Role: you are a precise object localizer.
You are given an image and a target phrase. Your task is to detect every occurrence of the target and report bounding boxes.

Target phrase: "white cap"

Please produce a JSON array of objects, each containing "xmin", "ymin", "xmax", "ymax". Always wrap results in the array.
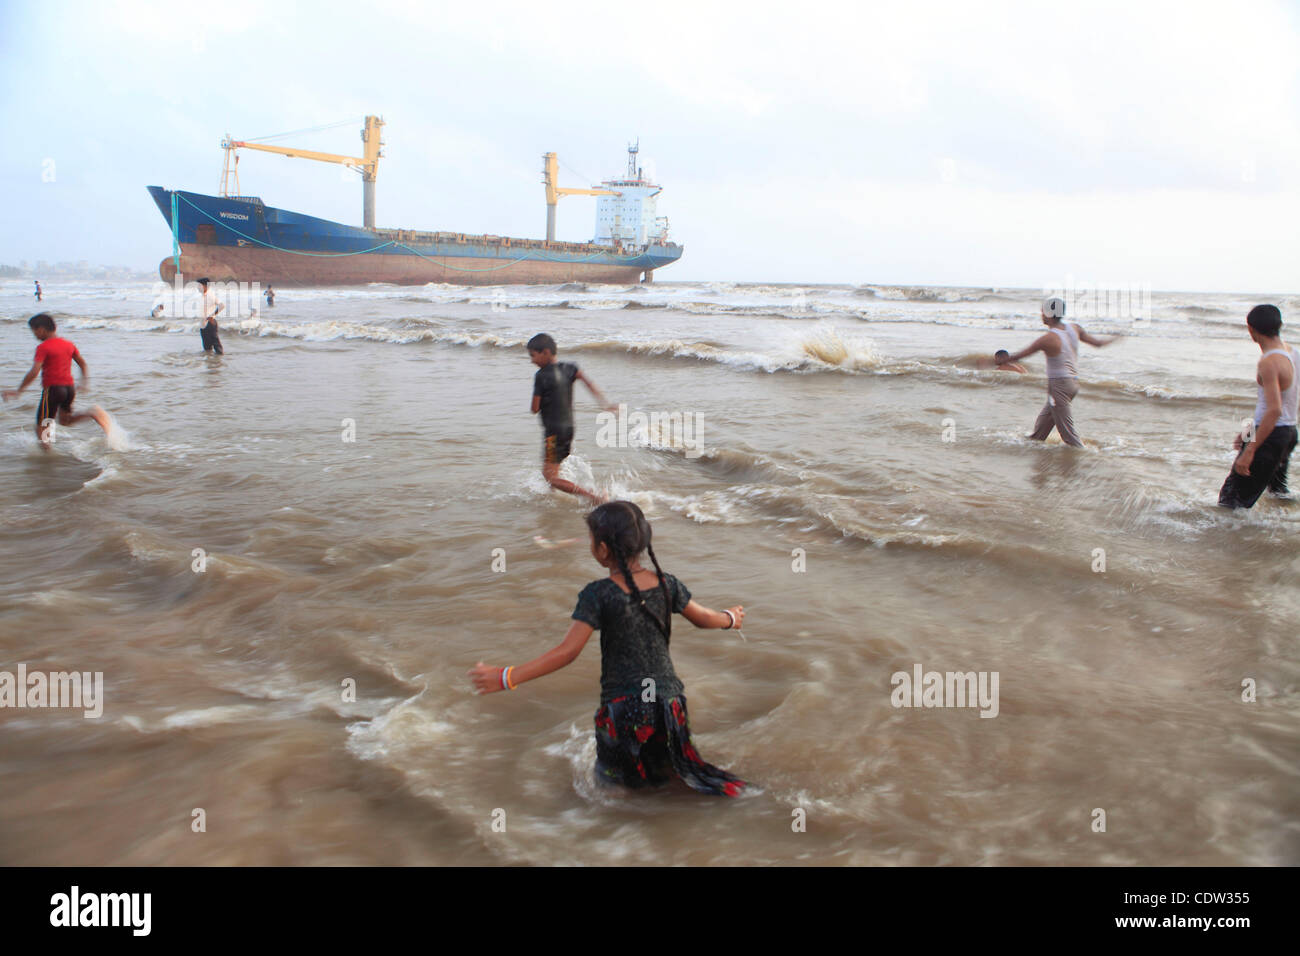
[{"xmin": 1043, "ymin": 296, "xmax": 1066, "ymax": 319}]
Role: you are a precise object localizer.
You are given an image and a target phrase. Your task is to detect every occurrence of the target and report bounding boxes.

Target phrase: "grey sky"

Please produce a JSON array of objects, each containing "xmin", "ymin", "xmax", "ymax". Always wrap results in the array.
[{"xmin": 2, "ymin": 0, "xmax": 1297, "ymax": 291}]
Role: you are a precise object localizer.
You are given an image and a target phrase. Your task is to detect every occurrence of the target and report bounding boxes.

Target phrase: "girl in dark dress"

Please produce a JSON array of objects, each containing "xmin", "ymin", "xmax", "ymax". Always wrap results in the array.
[{"xmin": 469, "ymin": 501, "xmax": 750, "ymax": 796}]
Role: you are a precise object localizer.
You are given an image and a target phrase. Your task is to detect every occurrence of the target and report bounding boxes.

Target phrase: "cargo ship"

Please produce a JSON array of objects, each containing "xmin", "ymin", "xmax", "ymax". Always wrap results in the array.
[{"xmin": 148, "ymin": 117, "xmax": 682, "ymax": 286}]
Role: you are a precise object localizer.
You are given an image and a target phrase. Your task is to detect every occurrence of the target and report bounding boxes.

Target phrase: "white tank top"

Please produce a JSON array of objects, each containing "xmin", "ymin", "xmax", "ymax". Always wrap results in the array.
[
  {"xmin": 1045, "ymin": 324, "xmax": 1078, "ymax": 379},
  {"xmin": 1254, "ymin": 345, "xmax": 1299, "ymax": 427}
]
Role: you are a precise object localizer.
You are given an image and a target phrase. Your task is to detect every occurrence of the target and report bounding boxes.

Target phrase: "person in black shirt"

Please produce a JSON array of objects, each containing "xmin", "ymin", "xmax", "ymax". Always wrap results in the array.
[
  {"xmin": 527, "ymin": 333, "xmax": 613, "ymax": 503},
  {"xmin": 469, "ymin": 500, "xmax": 750, "ymax": 796}
]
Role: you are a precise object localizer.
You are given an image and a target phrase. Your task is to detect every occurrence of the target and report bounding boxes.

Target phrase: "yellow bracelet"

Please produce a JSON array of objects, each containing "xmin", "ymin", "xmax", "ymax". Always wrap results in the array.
[{"xmin": 505, "ymin": 666, "xmax": 517, "ymax": 690}]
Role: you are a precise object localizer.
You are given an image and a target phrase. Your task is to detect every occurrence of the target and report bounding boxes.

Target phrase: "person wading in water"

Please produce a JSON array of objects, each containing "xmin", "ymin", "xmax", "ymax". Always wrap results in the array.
[
  {"xmin": 1219, "ymin": 304, "xmax": 1299, "ymax": 509},
  {"xmin": 996, "ymin": 296, "xmax": 1122, "ymax": 447}
]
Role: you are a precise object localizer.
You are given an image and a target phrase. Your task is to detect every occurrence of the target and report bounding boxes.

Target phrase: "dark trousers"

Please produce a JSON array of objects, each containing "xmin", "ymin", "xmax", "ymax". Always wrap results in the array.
[
  {"xmin": 200, "ymin": 322, "xmax": 224, "ymax": 355},
  {"xmin": 1219, "ymin": 425, "xmax": 1298, "ymax": 509}
]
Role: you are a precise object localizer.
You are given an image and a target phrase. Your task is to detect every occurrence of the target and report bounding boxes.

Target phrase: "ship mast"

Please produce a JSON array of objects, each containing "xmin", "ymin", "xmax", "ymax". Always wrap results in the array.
[{"xmin": 220, "ymin": 138, "xmax": 241, "ymax": 198}]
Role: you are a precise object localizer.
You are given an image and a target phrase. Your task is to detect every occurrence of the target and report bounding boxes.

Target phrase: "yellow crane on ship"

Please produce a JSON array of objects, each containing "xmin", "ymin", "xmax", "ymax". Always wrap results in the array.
[
  {"xmin": 219, "ymin": 116, "xmax": 385, "ymax": 228},
  {"xmin": 542, "ymin": 152, "xmax": 615, "ymax": 242},
  {"xmin": 216, "ymin": 117, "xmax": 612, "ymax": 242}
]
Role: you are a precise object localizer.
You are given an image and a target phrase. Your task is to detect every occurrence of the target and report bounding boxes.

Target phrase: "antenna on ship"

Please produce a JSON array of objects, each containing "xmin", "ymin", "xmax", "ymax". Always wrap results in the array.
[{"xmin": 627, "ymin": 139, "xmax": 639, "ymax": 180}]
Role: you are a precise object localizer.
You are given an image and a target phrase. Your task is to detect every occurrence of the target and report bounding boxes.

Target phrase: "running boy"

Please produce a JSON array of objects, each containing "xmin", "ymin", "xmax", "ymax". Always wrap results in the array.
[
  {"xmin": 996, "ymin": 296, "xmax": 1121, "ymax": 446},
  {"xmin": 469, "ymin": 500, "xmax": 750, "ymax": 796},
  {"xmin": 3, "ymin": 313, "xmax": 112, "ymax": 448},
  {"xmin": 1219, "ymin": 304, "xmax": 1298, "ymax": 509},
  {"xmin": 527, "ymin": 333, "xmax": 613, "ymax": 503}
]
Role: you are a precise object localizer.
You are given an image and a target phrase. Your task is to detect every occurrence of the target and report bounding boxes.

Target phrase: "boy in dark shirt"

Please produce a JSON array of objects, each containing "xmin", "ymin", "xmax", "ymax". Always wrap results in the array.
[
  {"xmin": 3, "ymin": 313, "xmax": 113, "ymax": 449},
  {"xmin": 527, "ymin": 333, "xmax": 613, "ymax": 503}
]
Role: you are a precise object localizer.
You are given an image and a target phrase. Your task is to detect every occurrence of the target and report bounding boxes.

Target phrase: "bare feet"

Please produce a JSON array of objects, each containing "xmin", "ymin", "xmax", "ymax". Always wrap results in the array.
[
  {"xmin": 89, "ymin": 406, "xmax": 112, "ymax": 436},
  {"xmin": 63, "ymin": 406, "xmax": 112, "ymax": 437},
  {"xmin": 546, "ymin": 475, "xmax": 604, "ymax": 503},
  {"xmin": 542, "ymin": 462, "xmax": 604, "ymax": 503}
]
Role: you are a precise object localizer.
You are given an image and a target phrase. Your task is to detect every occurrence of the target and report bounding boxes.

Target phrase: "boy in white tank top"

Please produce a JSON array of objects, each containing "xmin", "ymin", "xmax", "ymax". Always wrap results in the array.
[
  {"xmin": 995, "ymin": 297, "xmax": 1122, "ymax": 447},
  {"xmin": 1219, "ymin": 304, "xmax": 1299, "ymax": 509}
]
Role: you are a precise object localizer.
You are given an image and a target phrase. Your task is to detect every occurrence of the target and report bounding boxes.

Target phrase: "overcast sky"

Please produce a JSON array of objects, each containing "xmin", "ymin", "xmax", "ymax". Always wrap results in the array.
[{"xmin": 2, "ymin": 0, "xmax": 1297, "ymax": 291}]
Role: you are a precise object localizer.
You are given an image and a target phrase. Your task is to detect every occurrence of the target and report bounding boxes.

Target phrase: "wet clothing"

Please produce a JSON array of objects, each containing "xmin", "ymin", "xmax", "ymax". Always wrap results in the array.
[
  {"xmin": 200, "ymin": 289, "xmax": 223, "ymax": 353},
  {"xmin": 572, "ymin": 573, "xmax": 690, "ymax": 704},
  {"xmin": 534, "ymin": 361, "xmax": 579, "ymax": 433},
  {"xmin": 594, "ymin": 694, "xmax": 749, "ymax": 796},
  {"xmin": 37, "ymin": 385, "xmax": 74, "ymax": 429},
  {"xmin": 544, "ymin": 427, "xmax": 574, "ymax": 465},
  {"xmin": 1030, "ymin": 376, "xmax": 1082, "ymax": 447},
  {"xmin": 1219, "ymin": 426, "xmax": 1298, "ymax": 509},
  {"xmin": 200, "ymin": 320, "xmax": 223, "ymax": 354},
  {"xmin": 1220, "ymin": 347, "xmax": 1300, "ymax": 508},
  {"xmin": 572, "ymin": 572, "xmax": 749, "ymax": 796},
  {"xmin": 1044, "ymin": 323, "xmax": 1079, "ymax": 379},
  {"xmin": 34, "ymin": 337, "xmax": 79, "ymax": 387},
  {"xmin": 1029, "ymin": 324, "xmax": 1084, "ymax": 446},
  {"xmin": 1254, "ymin": 346, "xmax": 1299, "ymax": 426}
]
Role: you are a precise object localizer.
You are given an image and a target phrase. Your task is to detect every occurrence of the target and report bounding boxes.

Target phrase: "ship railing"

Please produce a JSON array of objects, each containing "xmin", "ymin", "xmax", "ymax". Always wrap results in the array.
[{"xmin": 369, "ymin": 226, "xmax": 640, "ymax": 256}]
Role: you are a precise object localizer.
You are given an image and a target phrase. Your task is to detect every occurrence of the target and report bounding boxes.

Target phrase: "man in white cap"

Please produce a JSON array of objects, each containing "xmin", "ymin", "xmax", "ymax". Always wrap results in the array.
[{"xmin": 995, "ymin": 296, "xmax": 1121, "ymax": 447}]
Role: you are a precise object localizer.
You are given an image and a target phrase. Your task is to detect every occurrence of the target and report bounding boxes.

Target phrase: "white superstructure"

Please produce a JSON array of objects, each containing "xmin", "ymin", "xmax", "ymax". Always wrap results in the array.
[{"xmin": 594, "ymin": 142, "xmax": 670, "ymax": 250}]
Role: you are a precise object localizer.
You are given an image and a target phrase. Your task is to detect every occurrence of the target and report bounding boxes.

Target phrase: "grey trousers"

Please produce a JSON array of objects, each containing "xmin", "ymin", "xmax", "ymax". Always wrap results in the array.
[{"xmin": 1030, "ymin": 377, "xmax": 1082, "ymax": 447}]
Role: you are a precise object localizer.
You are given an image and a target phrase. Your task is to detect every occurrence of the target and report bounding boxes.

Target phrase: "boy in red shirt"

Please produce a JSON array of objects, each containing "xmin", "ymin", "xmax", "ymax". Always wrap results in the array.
[{"xmin": 3, "ymin": 313, "xmax": 112, "ymax": 449}]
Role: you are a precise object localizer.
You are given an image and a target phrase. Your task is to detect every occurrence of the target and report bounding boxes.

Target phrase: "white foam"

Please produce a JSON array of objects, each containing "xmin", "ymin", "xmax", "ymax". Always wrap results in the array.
[{"xmin": 103, "ymin": 415, "xmax": 131, "ymax": 451}]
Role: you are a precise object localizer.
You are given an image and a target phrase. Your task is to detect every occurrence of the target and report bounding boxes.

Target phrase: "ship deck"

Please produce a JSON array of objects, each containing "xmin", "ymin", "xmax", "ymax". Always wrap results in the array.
[{"xmin": 369, "ymin": 226, "xmax": 676, "ymax": 257}]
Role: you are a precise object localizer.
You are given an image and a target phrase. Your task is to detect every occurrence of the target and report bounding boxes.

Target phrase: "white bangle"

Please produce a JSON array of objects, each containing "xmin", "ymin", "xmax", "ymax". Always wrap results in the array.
[
  {"xmin": 722, "ymin": 609, "xmax": 735, "ymax": 629},
  {"xmin": 500, "ymin": 667, "xmax": 510, "ymax": 690}
]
